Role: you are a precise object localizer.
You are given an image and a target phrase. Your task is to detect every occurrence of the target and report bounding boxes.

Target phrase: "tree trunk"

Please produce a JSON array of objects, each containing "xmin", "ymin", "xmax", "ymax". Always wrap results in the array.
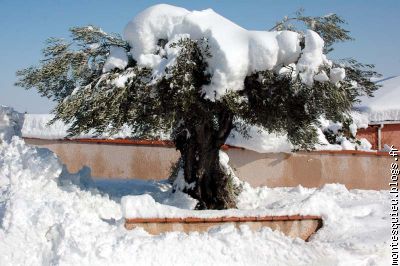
[{"xmin": 173, "ymin": 111, "xmax": 238, "ymax": 210}]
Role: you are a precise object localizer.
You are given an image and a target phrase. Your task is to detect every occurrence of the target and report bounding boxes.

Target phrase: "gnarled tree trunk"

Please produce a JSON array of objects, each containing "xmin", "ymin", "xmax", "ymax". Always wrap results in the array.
[{"xmin": 173, "ymin": 111, "xmax": 238, "ymax": 210}]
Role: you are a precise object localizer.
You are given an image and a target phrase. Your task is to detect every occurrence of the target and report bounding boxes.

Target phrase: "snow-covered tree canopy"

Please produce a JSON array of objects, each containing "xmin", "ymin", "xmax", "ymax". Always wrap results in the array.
[
  {"xmin": 16, "ymin": 4, "xmax": 381, "ymax": 209},
  {"xmin": 16, "ymin": 4, "xmax": 378, "ymax": 149},
  {"xmin": 123, "ymin": 4, "xmax": 345, "ymax": 100}
]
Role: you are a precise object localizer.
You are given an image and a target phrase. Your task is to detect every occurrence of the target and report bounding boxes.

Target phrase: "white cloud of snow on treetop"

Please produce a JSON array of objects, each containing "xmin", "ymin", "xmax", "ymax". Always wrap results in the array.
[
  {"xmin": 103, "ymin": 46, "xmax": 129, "ymax": 73},
  {"xmin": 297, "ymin": 30, "xmax": 332, "ymax": 86},
  {"xmin": 122, "ymin": 4, "xmax": 335, "ymax": 101}
]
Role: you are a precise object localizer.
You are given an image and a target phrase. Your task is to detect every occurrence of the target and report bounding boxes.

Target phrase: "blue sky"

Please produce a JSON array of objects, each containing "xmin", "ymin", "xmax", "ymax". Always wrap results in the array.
[{"xmin": 1, "ymin": 0, "xmax": 399, "ymax": 113}]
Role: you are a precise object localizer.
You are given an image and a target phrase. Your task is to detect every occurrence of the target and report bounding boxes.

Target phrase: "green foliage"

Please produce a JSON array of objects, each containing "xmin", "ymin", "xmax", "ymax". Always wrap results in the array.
[
  {"xmin": 45, "ymin": 36, "xmax": 215, "ymax": 139},
  {"xmin": 52, "ymin": 66, "xmax": 154, "ymax": 137},
  {"xmin": 238, "ymin": 68, "xmax": 353, "ymax": 150},
  {"xmin": 270, "ymin": 9, "xmax": 381, "ymax": 94},
  {"xmin": 322, "ymin": 117, "xmax": 361, "ymax": 148},
  {"xmin": 338, "ymin": 58, "xmax": 381, "ymax": 99},
  {"xmin": 16, "ymin": 26, "xmax": 130, "ymax": 102},
  {"xmin": 265, "ymin": 9, "xmax": 380, "ymax": 148},
  {"xmin": 270, "ymin": 8, "xmax": 352, "ymax": 53}
]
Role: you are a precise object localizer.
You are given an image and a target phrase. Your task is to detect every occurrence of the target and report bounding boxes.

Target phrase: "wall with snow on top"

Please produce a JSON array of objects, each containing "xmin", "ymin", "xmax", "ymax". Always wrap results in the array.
[{"xmin": 24, "ymin": 137, "xmax": 390, "ymax": 190}]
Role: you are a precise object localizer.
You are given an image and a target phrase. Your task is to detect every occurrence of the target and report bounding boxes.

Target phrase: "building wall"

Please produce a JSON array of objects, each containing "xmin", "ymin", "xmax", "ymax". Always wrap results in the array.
[
  {"xmin": 382, "ymin": 124, "xmax": 400, "ymax": 149},
  {"xmin": 24, "ymin": 138, "xmax": 391, "ymax": 190},
  {"xmin": 357, "ymin": 123, "xmax": 400, "ymax": 150},
  {"xmin": 357, "ymin": 126, "xmax": 379, "ymax": 149}
]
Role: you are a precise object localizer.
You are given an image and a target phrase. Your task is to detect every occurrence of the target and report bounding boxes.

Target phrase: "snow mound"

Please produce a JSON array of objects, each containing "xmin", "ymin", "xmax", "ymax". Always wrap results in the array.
[
  {"xmin": 296, "ymin": 30, "xmax": 331, "ymax": 86},
  {"xmin": 356, "ymin": 75, "xmax": 400, "ymax": 122},
  {"xmin": 0, "ymin": 129, "xmax": 122, "ymax": 265},
  {"xmin": 122, "ymin": 4, "xmax": 334, "ymax": 100},
  {"xmin": 103, "ymin": 46, "xmax": 129, "ymax": 73},
  {"xmin": 329, "ymin": 67, "xmax": 346, "ymax": 84},
  {"xmin": 0, "ymin": 105, "xmax": 23, "ymax": 142}
]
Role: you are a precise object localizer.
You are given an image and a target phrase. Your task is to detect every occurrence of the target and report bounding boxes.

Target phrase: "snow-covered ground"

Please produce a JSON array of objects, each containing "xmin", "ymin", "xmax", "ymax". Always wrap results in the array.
[{"xmin": 0, "ymin": 106, "xmax": 391, "ymax": 265}]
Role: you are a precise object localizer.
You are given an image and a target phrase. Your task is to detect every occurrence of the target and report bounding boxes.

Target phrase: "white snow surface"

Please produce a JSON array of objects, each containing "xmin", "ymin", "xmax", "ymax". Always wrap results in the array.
[
  {"xmin": 0, "ymin": 106, "xmax": 391, "ymax": 265},
  {"xmin": 329, "ymin": 67, "xmax": 346, "ymax": 84},
  {"xmin": 296, "ymin": 30, "xmax": 331, "ymax": 86},
  {"xmin": 315, "ymin": 113, "xmax": 371, "ymax": 151},
  {"xmin": 122, "ymin": 4, "xmax": 336, "ymax": 100},
  {"xmin": 102, "ymin": 46, "xmax": 129, "ymax": 73},
  {"xmin": 22, "ymin": 114, "xmax": 80, "ymax": 139},
  {"xmin": 21, "ymin": 114, "xmax": 169, "ymax": 140},
  {"xmin": 0, "ymin": 105, "xmax": 23, "ymax": 142},
  {"xmin": 356, "ymin": 75, "xmax": 400, "ymax": 122},
  {"xmin": 226, "ymin": 124, "xmax": 292, "ymax": 153}
]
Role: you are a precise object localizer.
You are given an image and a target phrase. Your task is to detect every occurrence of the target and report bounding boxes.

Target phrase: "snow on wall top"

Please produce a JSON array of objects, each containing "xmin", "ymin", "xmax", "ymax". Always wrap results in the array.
[
  {"xmin": 21, "ymin": 114, "xmax": 90, "ymax": 139},
  {"xmin": 122, "ymin": 4, "xmax": 332, "ymax": 100},
  {"xmin": 21, "ymin": 114, "xmax": 158, "ymax": 140},
  {"xmin": 21, "ymin": 112, "xmax": 371, "ymax": 152},
  {"xmin": 356, "ymin": 75, "xmax": 400, "ymax": 122},
  {"xmin": 21, "ymin": 113, "xmax": 292, "ymax": 152}
]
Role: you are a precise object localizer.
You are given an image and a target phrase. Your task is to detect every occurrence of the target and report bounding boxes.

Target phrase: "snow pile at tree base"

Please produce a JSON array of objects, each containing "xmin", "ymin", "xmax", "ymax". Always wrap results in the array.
[{"xmin": 0, "ymin": 106, "xmax": 390, "ymax": 265}]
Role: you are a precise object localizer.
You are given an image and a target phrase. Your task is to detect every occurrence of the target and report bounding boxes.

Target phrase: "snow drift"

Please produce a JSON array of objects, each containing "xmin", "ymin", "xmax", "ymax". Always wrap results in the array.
[
  {"xmin": 0, "ymin": 105, "xmax": 391, "ymax": 265},
  {"xmin": 0, "ymin": 105, "xmax": 23, "ymax": 142}
]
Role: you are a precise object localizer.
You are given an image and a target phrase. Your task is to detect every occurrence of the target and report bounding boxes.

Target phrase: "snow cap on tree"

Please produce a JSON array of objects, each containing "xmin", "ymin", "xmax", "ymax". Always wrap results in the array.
[{"xmin": 120, "ymin": 4, "xmax": 340, "ymax": 101}]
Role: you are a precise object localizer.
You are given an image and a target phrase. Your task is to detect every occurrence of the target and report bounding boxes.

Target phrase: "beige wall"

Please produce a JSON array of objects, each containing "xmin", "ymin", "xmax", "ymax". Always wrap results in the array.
[
  {"xmin": 26, "ymin": 138, "xmax": 179, "ymax": 179},
  {"xmin": 228, "ymin": 149, "xmax": 389, "ymax": 189},
  {"xmin": 25, "ymin": 138, "xmax": 391, "ymax": 190},
  {"xmin": 125, "ymin": 218, "xmax": 322, "ymax": 241}
]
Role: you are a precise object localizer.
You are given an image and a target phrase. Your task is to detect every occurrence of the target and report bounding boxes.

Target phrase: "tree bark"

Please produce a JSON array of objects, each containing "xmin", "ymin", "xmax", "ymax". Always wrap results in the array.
[{"xmin": 173, "ymin": 111, "xmax": 237, "ymax": 210}]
